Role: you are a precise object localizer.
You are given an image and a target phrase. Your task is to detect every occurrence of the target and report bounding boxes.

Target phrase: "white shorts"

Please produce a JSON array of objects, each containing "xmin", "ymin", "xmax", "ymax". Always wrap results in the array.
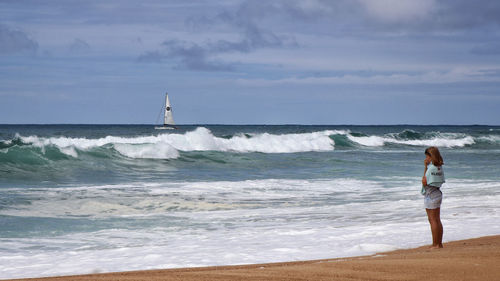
[{"xmin": 424, "ymin": 186, "xmax": 442, "ymax": 209}]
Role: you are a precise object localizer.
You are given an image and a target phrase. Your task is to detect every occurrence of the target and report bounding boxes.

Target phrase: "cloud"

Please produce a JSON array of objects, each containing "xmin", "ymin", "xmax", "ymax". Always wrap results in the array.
[
  {"xmin": 353, "ymin": 0, "xmax": 500, "ymax": 32},
  {"xmin": 69, "ymin": 38, "xmax": 91, "ymax": 53},
  {"xmin": 138, "ymin": 2, "xmax": 296, "ymax": 71},
  {"xmin": 260, "ymin": 0, "xmax": 500, "ymax": 34},
  {"xmin": 176, "ymin": 0, "xmax": 500, "ymax": 67},
  {"xmin": 234, "ymin": 67, "xmax": 500, "ymax": 86},
  {"xmin": 439, "ymin": 0, "xmax": 500, "ymax": 29},
  {"xmin": 136, "ymin": 51, "xmax": 164, "ymax": 63},
  {"xmin": 162, "ymin": 40, "xmax": 235, "ymax": 71},
  {"xmin": 470, "ymin": 43, "xmax": 500, "ymax": 55},
  {"xmin": 137, "ymin": 28, "xmax": 290, "ymax": 71},
  {"xmin": 0, "ymin": 24, "xmax": 38, "ymax": 54},
  {"xmin": 137, "ymin": 41, "xmax": 234, "ymax": 71},
  {"xmin": 357, "ymin": 0, "xmax": 436, "ymax": 23}
]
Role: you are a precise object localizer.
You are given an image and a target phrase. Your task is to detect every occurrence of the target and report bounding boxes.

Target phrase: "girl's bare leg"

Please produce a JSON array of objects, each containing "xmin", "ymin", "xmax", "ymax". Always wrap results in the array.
[{"xmin": 426, "ymin": 208, "xmax": 443, "ymax": 248}]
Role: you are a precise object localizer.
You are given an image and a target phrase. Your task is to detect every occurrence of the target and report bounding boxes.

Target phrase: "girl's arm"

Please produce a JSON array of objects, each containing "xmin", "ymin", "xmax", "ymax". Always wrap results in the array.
[{"xmin": 422, "ymin": 161, "xmax": 428, "ymax": 186}]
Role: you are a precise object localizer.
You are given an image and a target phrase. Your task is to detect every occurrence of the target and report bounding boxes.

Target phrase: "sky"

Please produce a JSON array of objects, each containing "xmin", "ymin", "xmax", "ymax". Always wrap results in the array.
[{"xmin": 1, "ymin": 0, "xmax": 499, "ymax": 125}]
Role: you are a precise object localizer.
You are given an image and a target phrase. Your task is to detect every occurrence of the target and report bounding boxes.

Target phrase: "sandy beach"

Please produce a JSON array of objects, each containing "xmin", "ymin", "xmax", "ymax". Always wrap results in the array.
[{"xmin": 7, "ymin": 235, "xmax": 499, "ymax": 281}]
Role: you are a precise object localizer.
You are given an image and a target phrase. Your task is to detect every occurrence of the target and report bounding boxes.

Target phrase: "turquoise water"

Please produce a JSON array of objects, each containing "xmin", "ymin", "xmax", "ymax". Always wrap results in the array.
[{"xmin": 0, "ymin": 125, "xmax": 499, "ymax": 278}]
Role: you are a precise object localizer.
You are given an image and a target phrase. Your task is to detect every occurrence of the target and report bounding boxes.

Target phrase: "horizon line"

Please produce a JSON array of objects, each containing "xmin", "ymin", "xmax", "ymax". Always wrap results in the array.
[{"xmin": 0, "ymin": 123, "xmax": 498, "ymax": 126}]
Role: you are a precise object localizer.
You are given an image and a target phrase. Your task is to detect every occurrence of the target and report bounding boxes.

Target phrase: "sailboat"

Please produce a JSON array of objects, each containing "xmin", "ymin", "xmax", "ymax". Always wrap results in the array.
[{"xmin": 155, "ymin": 93, "xmax": 178, "ymax": 130}]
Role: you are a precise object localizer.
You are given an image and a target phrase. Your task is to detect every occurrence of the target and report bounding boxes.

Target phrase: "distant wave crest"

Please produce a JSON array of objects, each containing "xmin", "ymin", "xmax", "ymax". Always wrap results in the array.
[
  {"xmin": 4, "ymin": 127, "xmax": 337, "ymax": 160},
  {"xmin": 347, "ymin": 131, "xmax": 476, "ymax": 148},
  {"xmin": 0, "ymin": 127, "xmax": 498, "ymax": 163}
]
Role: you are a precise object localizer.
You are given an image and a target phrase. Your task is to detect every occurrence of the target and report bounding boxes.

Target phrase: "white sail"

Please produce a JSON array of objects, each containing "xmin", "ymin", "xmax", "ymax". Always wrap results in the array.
[
  {"xmin": 155, "ymin": 92, "xmax": 177, "ymax": 130},
  {"xmin": 164, "ymin": 94, "xmax": 175, "ymax": 126}
]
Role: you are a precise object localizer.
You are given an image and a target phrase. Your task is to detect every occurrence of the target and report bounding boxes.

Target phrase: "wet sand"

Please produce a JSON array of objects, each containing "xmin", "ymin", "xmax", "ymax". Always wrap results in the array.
[{"xmin": 8, "ymin": 235, "xmax": 500, "ymax": 281}]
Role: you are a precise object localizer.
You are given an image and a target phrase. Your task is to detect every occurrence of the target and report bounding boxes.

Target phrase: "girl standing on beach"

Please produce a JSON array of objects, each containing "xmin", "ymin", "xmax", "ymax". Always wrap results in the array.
[{"xmin": 422, "ymin": 146, "xmax": 445, "ymax": 249}]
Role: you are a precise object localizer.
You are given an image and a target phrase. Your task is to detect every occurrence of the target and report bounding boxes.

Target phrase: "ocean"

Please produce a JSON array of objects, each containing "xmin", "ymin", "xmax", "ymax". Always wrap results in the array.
[{"xmin": 1, "ymin": 125, "xmax": 499, "ymax": 279}]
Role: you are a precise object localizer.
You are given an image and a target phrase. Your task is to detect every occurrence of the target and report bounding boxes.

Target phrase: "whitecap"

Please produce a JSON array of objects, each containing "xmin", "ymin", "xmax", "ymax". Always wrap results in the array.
[
  {"xmin": 18, "ymin": 127, "xmax": 338, "ymax": 158},
  {"xmin": 348, "ymin": 134, "xmax": 475, "ymax": 148}
]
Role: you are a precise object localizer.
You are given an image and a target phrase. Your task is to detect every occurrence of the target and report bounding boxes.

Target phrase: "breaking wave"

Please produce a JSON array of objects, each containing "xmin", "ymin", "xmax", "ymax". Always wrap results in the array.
[
  {"xmin": 347, "ymin": 130, "xmax": 476, "ymax": 148},
  {"xmin": 0, "ymin": 127, "xmax": 497, "ymax": 165},
  {"xmin": 0, "ymin": 127, "xmax": 337, "ymax": 160}
]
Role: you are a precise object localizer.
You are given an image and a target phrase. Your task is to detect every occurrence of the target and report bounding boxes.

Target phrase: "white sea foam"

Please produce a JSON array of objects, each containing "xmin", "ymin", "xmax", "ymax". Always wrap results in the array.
[
  {"xmin": 0, "ymin": 176, "xmax": 500, "ymax": 278},
  {"xmin": 20, "ymin": 127, "xmax": 337, "ymax": 159},
  {"xmin": 17, "ymin": 128, "xmax": 491, "ymax": 159},
  {"xmin": 347, "ymin": 134, "xmax": 475, "ymax": 147},
  {"xmin": 478, "ymin": 135, "xmax": 500, "ymax": 143},
  {"xmin": 0, "ymin": 179, "xmax": 387, "ymax": 218},
  {"xmin": 0, "ymin": 178, "xmax": 499, "ymax": 279},
  {"xmin": 113, "ymin": 142, "xmax": 180, "ymax": 159}
]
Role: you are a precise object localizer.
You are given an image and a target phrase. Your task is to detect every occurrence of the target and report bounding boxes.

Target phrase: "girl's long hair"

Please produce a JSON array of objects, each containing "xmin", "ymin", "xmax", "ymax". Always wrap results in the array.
[{"xmin": 425, "ymin": 146, "xmax": 444, "ymax": 166}]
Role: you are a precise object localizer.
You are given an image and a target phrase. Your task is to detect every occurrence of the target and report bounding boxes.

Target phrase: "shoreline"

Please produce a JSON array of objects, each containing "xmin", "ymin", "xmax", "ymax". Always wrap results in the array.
[{"xmin": 6, "ymin": 235, "xmax": 500, "ymax": 281}]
